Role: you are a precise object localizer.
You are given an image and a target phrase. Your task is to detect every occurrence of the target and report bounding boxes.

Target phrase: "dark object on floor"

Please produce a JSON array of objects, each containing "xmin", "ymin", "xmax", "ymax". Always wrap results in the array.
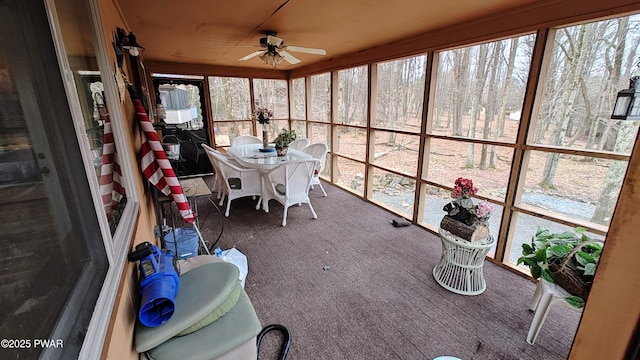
[
  {"xmin": 390, "ymin": 218, "xmax": 411, "ymax": 227},
  {"xmin": 257, "ymin": 324, "xmax": 291, "ymax": 360}
]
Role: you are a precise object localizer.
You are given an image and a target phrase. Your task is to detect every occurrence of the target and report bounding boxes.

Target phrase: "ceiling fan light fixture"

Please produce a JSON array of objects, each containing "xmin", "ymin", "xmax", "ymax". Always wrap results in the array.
[
  {"xmin": 260, "ymin": 50, "xmax": 283, "ymax": 68},
  {"xmin": 238, "ymin": 32, "xmax": 325, "ymax": 67}
]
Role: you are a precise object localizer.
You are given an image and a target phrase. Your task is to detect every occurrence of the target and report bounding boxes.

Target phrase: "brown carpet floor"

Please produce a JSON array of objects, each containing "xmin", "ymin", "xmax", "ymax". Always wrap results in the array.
[{"xmin": 193, "ymin": 176, "xmax": 580, "ymax": 360}]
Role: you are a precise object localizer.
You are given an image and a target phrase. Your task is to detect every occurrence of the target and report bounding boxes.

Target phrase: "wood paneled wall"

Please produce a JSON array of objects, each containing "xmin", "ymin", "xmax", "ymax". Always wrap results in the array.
[{"xmin": 96, "ymin": 1, "xmax": 159, "ymax": 359}]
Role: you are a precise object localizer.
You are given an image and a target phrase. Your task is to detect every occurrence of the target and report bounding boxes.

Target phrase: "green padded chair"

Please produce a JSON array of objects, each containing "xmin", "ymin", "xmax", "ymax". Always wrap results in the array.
[{"xmin": 136, "ymin": 261, "xmax": 262, "ymax": 360}]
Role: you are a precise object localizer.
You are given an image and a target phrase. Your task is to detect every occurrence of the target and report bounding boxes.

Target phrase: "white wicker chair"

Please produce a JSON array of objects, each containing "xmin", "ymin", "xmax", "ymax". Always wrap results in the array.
[
  {"xmin": 288, "ymin": 138, "xmax": 310, "ymax": 151},
  {"xmin": 203, "ymin": 146, "xmax": 262, "ymax": 217},
  {"xmin": 202, "ymin": 144, "xmax": 240, "ymax": 197},
  {"xmin": 231, "ymin": 135, "xmax": 262, "ymax": 147},
  {"xmin": 261, "ymin": 159, "xmax": 320, "ymax": 226},
  {"xmin": 301, "ymin": 143, "xmax": 329, "ymax": 197}
]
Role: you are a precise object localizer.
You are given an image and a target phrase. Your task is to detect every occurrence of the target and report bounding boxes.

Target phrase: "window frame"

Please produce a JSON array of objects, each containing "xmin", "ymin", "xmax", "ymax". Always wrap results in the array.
[{"xmin": 45, "ymin": 0, "xmax": 140, "ymax": 358}]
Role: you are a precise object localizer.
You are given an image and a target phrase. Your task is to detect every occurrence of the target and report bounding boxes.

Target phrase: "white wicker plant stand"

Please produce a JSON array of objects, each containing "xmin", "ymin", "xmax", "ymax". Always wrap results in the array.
[{"xmin": 432, "ymin": 227, "xmax": 495, "ymax": 295}]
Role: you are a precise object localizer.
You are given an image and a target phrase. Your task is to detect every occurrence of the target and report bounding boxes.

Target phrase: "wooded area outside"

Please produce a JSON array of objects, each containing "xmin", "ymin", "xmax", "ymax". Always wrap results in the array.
[
  {"xmin": 200, "ymin": 13, "xmax": 639, "ymax": 272},
  {"xmin": 291, "ymin": 78, "xmax": 306, "ymax": 120},
  {"xmin": 253, "ymin": 79, "xmax": 288, "ymax": 119}
]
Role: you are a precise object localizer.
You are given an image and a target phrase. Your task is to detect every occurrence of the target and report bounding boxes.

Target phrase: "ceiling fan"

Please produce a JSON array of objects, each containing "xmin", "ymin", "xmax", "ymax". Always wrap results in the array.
[{"xmin": 239, "ymin": 31, "xmax": 326, "ymax": 67}]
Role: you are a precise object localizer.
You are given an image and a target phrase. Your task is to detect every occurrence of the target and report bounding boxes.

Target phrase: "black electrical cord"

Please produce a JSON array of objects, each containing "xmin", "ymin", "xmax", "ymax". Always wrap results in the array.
[
  {"xmin": 204, "ymin": 197, "xmax": 225, "ymax": 253},
  {"xmin": 256, "ymin": 324, "xmax": 291, "ymax": 360}
]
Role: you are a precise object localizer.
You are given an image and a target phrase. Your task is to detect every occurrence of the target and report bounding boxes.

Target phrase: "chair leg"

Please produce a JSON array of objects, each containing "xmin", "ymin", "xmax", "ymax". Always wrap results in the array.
[
  {"xmin": 308, "ymin": 201, "xmax": 318, "ymax": 219},
  {"xmin": 255, "ymin": 196, "xmax": 262, "ymax": 210},
  {"xmin": 219, "ymin": 193, "xmax": 226, "ymax": 206},
  {"xmin": 318, "ymin": 182, "xmax": 327, "ymax": 197},
  {"xmin": 527, "ymin": 292, "xmax": 553, "ymax": 345},
  {"xmin": 282, "ymin": 206, "xmax": 288, "ymax": 226},
  {"xmin": 225, "ymin": 199, "xmax": 231, "ymax": 217},
  {"xmin": 215, "ymin": 179, "xmax": 223, "ymax": 199},
  {"xmin": 210, "ymin": 178, "xmax": 217, "ymax": 194}
]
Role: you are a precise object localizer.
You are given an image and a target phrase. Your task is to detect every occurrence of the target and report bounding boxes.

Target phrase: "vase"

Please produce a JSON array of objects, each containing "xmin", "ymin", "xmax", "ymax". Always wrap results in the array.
[
  {"xmin": 262, "ymin": 126, "xmax": 269, "ymax": 149},
  {"xmin": 276, "ymin": 146, "xmax": 288, "ymax": 156}
]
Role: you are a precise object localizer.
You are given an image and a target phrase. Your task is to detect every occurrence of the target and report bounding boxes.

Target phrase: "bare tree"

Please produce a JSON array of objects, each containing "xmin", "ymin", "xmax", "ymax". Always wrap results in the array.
[
  {"xmin": 564, "ymin": 21, "xmax": 609, "ymax": 149},
  {"xmin": 496, "ymin": 37, "xmax": 519, "ymax": 138},
  {"xmin": 597, "ymin": 24, "xmax": 640, "ymax": 151},
  {"xmin": 480, "ymin": 41, "xmax": 502, "ymax": 169},
  {"xmin": 311, "ymin": 73, "xmax": 331, "ymax": 123},
  {"xmin": 338, "ymin": 67, "xmax": 367, "ymax": 125},
  {"xmin": 463, "ymin": 45, "xmax": 490, "ymax": 168},
  {"xmin": 434, "ymin": 52, "xmax": 455, "ymax": 129},
  {"xmin": 591, "ymin": 17, "xmax": 637, "ymax": 225},
  {"xmin": 452, "ymin": 49, "xmax": 471, "ymax": 136},
  {"xmin": 541, "ymin": 25, "xmax": 592, "ymax": 188}
]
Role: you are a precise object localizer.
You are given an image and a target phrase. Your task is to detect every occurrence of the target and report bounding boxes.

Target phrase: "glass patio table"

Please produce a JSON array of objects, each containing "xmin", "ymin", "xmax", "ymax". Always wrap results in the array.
[{"xmin": 226, "ymin": 143, "xmax": 312, "ymax": 171}]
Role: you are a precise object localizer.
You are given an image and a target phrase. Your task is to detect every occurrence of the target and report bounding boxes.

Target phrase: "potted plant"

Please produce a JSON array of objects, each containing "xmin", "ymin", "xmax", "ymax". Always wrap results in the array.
[
  {"xmin": 273, "ymin": 128, "xmax": 297, "ymax": 156},
  {"xmin": 441, "ymin": 177, "xmax": 493, "ymax": 241},
  {"xmin": 517, "ymin": 226, "xmax": 603, "ymax": 308}
]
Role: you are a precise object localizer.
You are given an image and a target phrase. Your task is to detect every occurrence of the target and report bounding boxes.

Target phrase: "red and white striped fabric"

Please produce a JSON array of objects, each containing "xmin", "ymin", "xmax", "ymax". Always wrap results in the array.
[
  {"xmin": 134, "ymin": 97, "xmax": 196, "ymax": 224},
  {"xmin": 100, "ymin": 110, "xmax": 125, "ymax": 220}
]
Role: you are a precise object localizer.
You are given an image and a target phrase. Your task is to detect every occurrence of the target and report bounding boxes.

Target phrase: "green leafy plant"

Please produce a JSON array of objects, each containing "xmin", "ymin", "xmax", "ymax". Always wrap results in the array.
[
  {"xmin": 273, "ymin": 128, "xmax": 297, "ymax": 149},
  {"xmin": 517, "ymin": 226, "xmax": 603, "ymax": 308}
]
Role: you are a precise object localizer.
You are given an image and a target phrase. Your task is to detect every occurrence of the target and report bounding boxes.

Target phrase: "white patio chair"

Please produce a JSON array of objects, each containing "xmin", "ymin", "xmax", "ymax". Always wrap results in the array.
[
  {"xmin": 261, "ymin": 159, "xmax": 320, "ymax": 226},
  {"xmin": 201, "ymin": 144, "xmax": 236, "ymax": 198},
  {"xmin": 231, "ymin": 135, "xmax": 262, "ymax": 147},
  {"xmin": 203, "ymin": 147, "xmax": 262, "ymax": 217},
  {"xmin": 288, "ymin": 138, "xmax": 310, "ymax": 151},
  {"xmin": 301, "ymin": 143, "xmax": 329, "ymax": 197}
]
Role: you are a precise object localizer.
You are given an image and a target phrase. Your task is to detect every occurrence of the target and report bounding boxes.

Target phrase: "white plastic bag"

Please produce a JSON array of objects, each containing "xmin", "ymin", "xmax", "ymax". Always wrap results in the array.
[{"xmin": 214, "ymin": 247, "xmax": 248, "ymax": 288}]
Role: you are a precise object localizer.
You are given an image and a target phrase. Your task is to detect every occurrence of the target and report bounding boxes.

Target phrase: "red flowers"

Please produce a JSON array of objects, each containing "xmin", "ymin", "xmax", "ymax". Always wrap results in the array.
[
  {"xmin": 451, "ymin": 177, "xmax": 478, "ymax": 200},
  {"xmin": 445, "ymin": 177, "xmax": 492, "ymax": 225}
]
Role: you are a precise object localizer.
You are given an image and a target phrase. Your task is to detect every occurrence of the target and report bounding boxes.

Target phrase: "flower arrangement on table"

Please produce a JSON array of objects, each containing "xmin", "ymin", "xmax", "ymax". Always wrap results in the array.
[
  {"xmin": 253, "ymin": 108, "xmax": 274, "ymax": 149},
  {"xmin": 441, "ymin": 177, "xmax": 494, "ymax": 241},
  {"xmin": 253, "ymin": 107, "xmax": 273, "ymax": 125}
]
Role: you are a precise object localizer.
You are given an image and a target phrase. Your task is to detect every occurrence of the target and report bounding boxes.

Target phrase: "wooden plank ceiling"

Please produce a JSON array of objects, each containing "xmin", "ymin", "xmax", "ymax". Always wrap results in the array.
[{"xmin": 116, "ymin": 0, "xmax": 535, "ymax": 70}]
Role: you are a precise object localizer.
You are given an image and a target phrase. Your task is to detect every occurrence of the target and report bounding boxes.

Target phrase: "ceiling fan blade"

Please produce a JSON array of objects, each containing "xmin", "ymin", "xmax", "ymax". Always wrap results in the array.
[
  {"xmin": 239, "ymin": 50, "xmax": 265, "ymax": 61},
  {"xmin": 267, "ymin": 35, "xmax": 283, "ymax": 47},
  {"xmin": 285, "ymin": 45, "xmax": 326, "ymax": 55},
  {"xmin": 279, "ymin": 50, "xmax": 301, "ymax": 64}
]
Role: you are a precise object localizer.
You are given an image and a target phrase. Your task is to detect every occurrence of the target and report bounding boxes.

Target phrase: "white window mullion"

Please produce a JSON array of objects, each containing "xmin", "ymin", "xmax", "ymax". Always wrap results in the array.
[{"xmin": 44, "ymin": 0, "xmax": 141, "ymax": 358}]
